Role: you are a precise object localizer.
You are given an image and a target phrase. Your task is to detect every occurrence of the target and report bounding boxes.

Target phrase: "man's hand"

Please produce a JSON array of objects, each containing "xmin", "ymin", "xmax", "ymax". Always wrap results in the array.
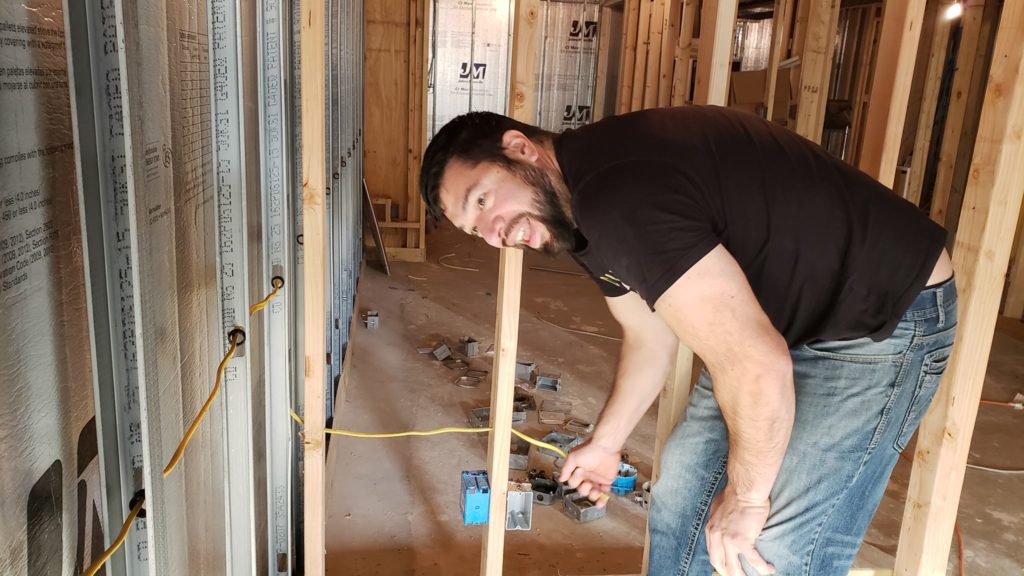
[
  {"xmin": 557, "ymin": 439, "xmax": 620, "ymax": 507},
  {"xmin": 705, "ymin": 485, "xmax": 774, "ymax": 576}
]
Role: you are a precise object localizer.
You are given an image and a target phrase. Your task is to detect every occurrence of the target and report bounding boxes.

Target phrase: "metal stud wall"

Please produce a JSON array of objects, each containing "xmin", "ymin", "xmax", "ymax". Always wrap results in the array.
[{"xmin": 10, "ymin": 0, "xmax": 371, "ymax": 573}]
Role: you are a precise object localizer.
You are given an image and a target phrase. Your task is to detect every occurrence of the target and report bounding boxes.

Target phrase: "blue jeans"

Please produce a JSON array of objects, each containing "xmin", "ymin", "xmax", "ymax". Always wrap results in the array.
[{"xmin": 648, "ymin": 279, "xmax": 957, "ymax": 576}]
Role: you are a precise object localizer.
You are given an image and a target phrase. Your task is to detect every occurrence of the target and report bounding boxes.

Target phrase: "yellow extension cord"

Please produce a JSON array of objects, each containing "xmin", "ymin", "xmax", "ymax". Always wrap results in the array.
[{"xmin": 86, "ymin": 275, "xmax": 592, "ymax": 575}]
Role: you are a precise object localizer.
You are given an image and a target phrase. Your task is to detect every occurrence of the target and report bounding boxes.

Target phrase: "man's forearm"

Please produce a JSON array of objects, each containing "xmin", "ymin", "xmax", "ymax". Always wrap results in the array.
[
  {"xmin": 716, "ymin": 365, "xmax": 795, "ymax": 502},
  {"xmin": 592, "ymin": 335, "xmax": 677, "ymax": 451}
]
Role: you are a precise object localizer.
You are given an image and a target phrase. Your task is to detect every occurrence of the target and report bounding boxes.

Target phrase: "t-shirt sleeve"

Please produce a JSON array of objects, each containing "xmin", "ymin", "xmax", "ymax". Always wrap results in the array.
[{"xmin": 574, "ymin": 163, "xmax": 721, "ymax": 309}]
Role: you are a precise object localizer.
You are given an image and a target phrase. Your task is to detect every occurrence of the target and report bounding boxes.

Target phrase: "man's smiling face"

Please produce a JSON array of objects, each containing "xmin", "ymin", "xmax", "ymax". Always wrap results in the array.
[{"xmin": 437, "ymin": 135, "xmax": 576, "ymax": 256}]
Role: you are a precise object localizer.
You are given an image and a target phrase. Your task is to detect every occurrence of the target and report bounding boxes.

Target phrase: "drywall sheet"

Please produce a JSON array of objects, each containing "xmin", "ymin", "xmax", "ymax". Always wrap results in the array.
[
  {"xmin": 536, "ymin": 0, "xmax": 600, "ymax": 131},
  {"xmin": 0, "ymin": 0, "xmax": 101, "ymax": 573},
  {"xmin": 427, "ymin": 0, "xmax": 513, "ymax": 137}
]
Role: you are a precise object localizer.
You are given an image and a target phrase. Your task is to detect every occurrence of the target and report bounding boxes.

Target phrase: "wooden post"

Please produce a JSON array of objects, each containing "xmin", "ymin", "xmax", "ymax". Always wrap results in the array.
[
  {"xmin": 764, "ymin": 0, "xmax": 794, "ymax": 121},
  {"xmin": 618, "ymin": 0, "xmax": 643, "ymax": 114},
  {"xmin": 594, "ymin": 4, "xmax": 614, "ymax": 120},
  {"xmin": 657, "ymin": 0, "xmax": 683, "ymax": 107},
  {"xmin": 300, "ymin": 0, "xmax": 327, "ymax": 571},
  {"xmin": 640, "ymin": 346, "xmax": 696, "ymax": 575},
  {"xmin": 1007, "ymin": 218, "xmax": 1024, "ymax": 319},
  {"xmin": 905, "ymin": 1, "xmax": 955, "ymax": 206},
  {"xmin": 406, "ymin": 0, "xmax": 427, "ymax": 256},
  {"xmin": 928, "ymin": 1, "xmax": 984, "ymax": 227},
  {"xmin": 479, "ymin": 2, "xmax": 536, "ymax": 575},
  {"xmin": 857, "ymin": 0, "xmax": 928, "ymax": 188},
  {"xmin": 793, "ymin": 0, "xmax": 841, "ymax": 142},
  {"xmin": 692, "ymin": 0, "xmax": 738, "ymax": 106},
  {"xmin": 670, "ymin": 0, "xmax": 698, "ymax": 105},
  {"xmin": 630, "ymin": 0, "xmax": 655, "ymax": 111},
  {"xmin": 642, "ymin": 0, "xmax": 667, "ymax": 109},
  {"xmin": 894, "ymin": 4, "xmax": 1024, "ymax": 574}
]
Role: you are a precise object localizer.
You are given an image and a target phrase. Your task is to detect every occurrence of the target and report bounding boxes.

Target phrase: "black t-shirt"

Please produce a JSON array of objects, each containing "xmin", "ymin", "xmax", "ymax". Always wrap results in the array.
[{"xmin": 557, "ymin": 106, "xmax": 947, "ymax": 347}]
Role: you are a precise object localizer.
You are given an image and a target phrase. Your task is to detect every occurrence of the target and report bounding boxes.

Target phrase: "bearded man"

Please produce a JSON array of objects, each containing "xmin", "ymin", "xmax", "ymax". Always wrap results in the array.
[{"xmin": 419, "ymin": 106, "xmax": 955, "ymax": 576}]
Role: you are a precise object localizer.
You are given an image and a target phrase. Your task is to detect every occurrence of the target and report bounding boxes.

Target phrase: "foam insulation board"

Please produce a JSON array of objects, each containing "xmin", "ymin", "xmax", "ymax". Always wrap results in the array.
[
  {"xmin": 0, "ymin": 1, "xmax": 101, "ymax": 573},
  {"xmin": 536, "ymin": 0, "xmax": 600, "ymax": 131}
]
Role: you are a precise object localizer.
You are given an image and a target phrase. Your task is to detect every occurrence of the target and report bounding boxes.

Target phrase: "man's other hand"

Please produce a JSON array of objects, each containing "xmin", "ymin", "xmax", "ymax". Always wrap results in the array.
[
  {"xmin": 705, "ymin": 485, "xmax": 775, "ymax": 576},
  {"xmin": 557, "ymin": 439, "xmax": 620, "ymax": 507}
]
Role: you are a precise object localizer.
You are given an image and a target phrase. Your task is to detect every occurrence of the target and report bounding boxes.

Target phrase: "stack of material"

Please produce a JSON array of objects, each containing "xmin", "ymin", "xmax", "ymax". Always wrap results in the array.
[{"xmin": 616, "ymin": 0, "xmax": 698, "ymax": 112}]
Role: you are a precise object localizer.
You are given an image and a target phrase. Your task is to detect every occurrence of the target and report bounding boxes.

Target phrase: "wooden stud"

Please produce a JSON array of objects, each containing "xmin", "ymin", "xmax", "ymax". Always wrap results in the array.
[
  {"xmin": 594, "ymin": 4, "xmax": 614, "ymax": 120},
  {"xmin": 847, "ymin": 7, "xmax": 883, "ymax": 166},
  {"xmin": 631, "ymin": 0, "xmax": 655, "ymax": 111},
  {"xmin": 670, "ymin": 0, "xmax": 699, "ymax": 106},
  {"xmin": 928, "ymin": 1, "xmax": 984, "ymax": 227},
  {"xmin": 905, "ymin": 1, "xmax": 955, "ymax": 206},
  {"xmin": 894, "ymin": 4, "xmax": 1024, "ymax": 574},
  {"xmin": 793, "ymin": 0, "xmax": 841, "ymax": 142},
  {"xmin": 479, "ymin": 2, "xmax": 537, "ymax": 574},
  {"xmin": 692, "ymin": 0, "xmax": 738, "ymax": 107},
  {"xmin": 406, "ymin": 0, "xmax": 427, "ymax": 255},
  {"xmin": 643, "ymin": 0, "xmax": 667, "ymax": 109},
  {"xmin": 1006, "ymin": 216, "xmax": 1024, "ymax": 319},
  {"xmin": 764, "ymin": 0, "xmax": 795, "ymax": 121},
  {"xmin": 657, "ymin": 0, "xmax": 683, "ymax": 107},
  {"xmin": 640, "ymin": 345, "xmax": 696, "ymax": 575},
  {"xmin": 618, "ymin": 0, "xmax": 643, "ymax": 114},
  {"xmin": 857, "ymin": 0, "xmax": 928, "ymax": 188},
  {"xmin": 300, "ymin": 0, "xmax": 327, "ymax": 571},
  {"xmin": 942, "ymin": 0, "xmax": 1001, "ymax": 239}
]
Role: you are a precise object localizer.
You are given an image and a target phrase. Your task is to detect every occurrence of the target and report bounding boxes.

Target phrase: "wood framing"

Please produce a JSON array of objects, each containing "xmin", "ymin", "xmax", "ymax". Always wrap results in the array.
[
  {"xmin": 905, "ymin": 1, "xmax": 955, "ymax": 206},
  {"xmin": 1006, "ymin": 219, "xmax": 1024, "ymax": 320},
  {"xmin": 764, "ymin": 0, "xmax": 794, "ymax": 120},
  {"xmin": 928, "ymin": 1, "xmax": 984, "ymax": 227},
  {"xmin": 364, "ymin": 0, "xmax": 426, "ymax": 262},
  {"xmin": 479, "ymin": 2, "xmax": 537, "ymax": 574},
  {"xmin": 643, "ymin": 0, "xmax": 667, "ymax": 109},
  {"xmin": 793, "ymin": 0, "xmax": 841, "ymax": 142},
  {"xmin": 670, "ymin": 0, "xmax": 698, "ymax": 105},
  {"xmin": 618, "ymin": 0, "xmax": 643, "ymax": 113},
  {"xmin": 857, "ymin": 0, "xmax": 928, "ymax": 188},
  {"xmin": 942, "ymin": 0, "xmax": 1001, "ymax": 239},
  {"xmin": 657, "ymin": 0, "xmax": 683, "ymax": 107},
  {"xmin": 300, "ymin": 0, "xmax": 327, "ymax": 571},
  {"xmin": 895, "ymin": 3, "xmax": 1024, "ymax": 573},
  {"xmin": 692, "ymin": 0, "xmax": 738, "ymax": 106},
  {"xmin": 640, "ymin": 346, "xmax": 696, "ymax": 575},
  {"xmin": 630, "ymin": 0, "xmax": 655, "ymax": 110}
]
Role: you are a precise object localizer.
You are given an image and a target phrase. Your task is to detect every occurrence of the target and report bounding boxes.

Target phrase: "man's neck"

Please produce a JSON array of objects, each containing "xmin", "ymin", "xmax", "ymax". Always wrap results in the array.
[{"xmin": 536, "ymin": 136, "xmax": 575, "ymax": 225}]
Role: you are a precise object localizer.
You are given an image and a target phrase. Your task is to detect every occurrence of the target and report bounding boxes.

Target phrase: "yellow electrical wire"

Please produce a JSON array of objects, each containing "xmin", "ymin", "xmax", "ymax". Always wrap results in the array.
[
  {"xmin": 289, "ymin": 409, "xmax": 610, "ymax": 501},
  {"xmin": 288, "ymin": 409, "xmax": 569, "ymax": 458},
  {"xmin": 163, "ymin": 333, "xmax": 241, "ymax": 477},
  {"xmin": 84, "ymin": 281, "xmax": 284, "ymax": 576},
  {"xmin": 249, "ymin": 276, "xmax": 285, "ymax": 317},
  {"xmin": 83, "ymin": 496, "xmax": 145, "ymax": 576}
]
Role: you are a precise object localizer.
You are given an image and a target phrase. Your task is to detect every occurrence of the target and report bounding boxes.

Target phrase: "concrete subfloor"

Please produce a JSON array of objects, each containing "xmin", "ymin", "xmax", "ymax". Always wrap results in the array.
[{"xmin": 324, "ymin": 225, "xmax": 1024, "ymax": 575}]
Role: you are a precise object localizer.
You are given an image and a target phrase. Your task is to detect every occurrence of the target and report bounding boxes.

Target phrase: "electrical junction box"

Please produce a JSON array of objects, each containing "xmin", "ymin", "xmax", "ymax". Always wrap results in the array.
[{"xmin": 461, "ymin": 470, "xmax": 490, "ymax": 525}]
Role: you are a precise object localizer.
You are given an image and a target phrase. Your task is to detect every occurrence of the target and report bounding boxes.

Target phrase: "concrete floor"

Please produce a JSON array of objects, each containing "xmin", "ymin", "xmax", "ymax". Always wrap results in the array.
[{"xmin": 324, "ymin": 225, "xmax": 1024, "ymax": 575}]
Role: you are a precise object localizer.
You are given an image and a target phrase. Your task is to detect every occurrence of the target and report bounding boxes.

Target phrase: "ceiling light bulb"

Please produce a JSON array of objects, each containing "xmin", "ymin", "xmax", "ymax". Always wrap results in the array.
[{"xmin": 945, "ymin": 2, "xmax": 963, "ymax": 20}]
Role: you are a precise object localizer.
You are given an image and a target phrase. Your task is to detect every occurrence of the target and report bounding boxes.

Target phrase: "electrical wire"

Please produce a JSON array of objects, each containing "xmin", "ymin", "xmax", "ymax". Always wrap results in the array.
[
  {"xmin": 966, "ymin": 463, "xmax": 1024, "ymax": 474},
  {"xmin": 438, "ymin": 253, "xmax": 480, "ymax": 272},
  {"xmin": 249, "ymin": 276, "xmax": 285, "ymax": 317},
  {"xmin": 535, "ymin": 314, "xmax": 623, "ymax": 342},
  {"xmin": 84, "ymin": 281, "xmax": 283, "ymax": 576},
  {"xmin": 163, "ymin": 333, "xmax": 241, "ymax": 478},
  {"xmin": 83, "ymin": 497, "xmax": 146, "ymax": 576},
  {"xmin": 955, "ymin": 521, "xmax": 965, "ymax": 576},
  {"xmin": 980, "ymin": 399, "xmax": 1023, "ymax": 409}
]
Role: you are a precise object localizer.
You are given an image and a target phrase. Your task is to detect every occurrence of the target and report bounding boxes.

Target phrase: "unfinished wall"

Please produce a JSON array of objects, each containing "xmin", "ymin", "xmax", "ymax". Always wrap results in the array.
[{"xmin": 0, "ymin": 1, "xmax": 101, "ymax": 573}]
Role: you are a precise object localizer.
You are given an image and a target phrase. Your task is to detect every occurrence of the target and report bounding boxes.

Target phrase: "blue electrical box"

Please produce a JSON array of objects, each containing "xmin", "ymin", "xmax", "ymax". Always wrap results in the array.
[{"xmin": 461, "ymin": 470, "xmax": 490, "ymax": 525}]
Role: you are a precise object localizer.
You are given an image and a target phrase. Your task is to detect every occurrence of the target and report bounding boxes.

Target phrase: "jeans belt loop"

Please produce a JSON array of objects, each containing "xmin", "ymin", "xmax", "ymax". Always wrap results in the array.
[{"xmin": 937, "ymin": 287, "xmax": 946, "ymax": 328}]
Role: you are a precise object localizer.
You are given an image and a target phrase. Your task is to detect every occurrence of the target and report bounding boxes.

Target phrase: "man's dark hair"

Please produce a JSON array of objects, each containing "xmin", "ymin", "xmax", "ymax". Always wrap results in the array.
[{"xmin": 419, "ymin": 111, "xmax": 553, "ymax": 221}]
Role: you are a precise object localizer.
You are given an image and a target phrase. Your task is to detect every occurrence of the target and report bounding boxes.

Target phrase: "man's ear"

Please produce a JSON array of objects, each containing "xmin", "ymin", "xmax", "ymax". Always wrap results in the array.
[{"xmin": 501, "ymin": 130, "xmax": 539, "ymax": 163}]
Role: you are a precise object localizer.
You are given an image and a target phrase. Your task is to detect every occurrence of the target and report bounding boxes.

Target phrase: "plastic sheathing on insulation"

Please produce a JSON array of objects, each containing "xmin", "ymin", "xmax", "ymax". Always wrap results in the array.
[{"xmin": 0, "ymin": 1, "xmax": 100, "ymax": 573}]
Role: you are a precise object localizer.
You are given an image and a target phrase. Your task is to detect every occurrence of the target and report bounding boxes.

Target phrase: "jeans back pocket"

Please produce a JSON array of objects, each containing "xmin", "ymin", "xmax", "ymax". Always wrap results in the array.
[{"xmin": 894, "ymin": 344, "xmax": 953, "ymax": 452}]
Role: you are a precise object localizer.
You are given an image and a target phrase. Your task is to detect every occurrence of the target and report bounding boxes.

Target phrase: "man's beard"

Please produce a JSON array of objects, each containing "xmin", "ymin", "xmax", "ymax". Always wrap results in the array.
[{"xmin": 510, "ymin": 162, "xmax": 576, "ymax": 256}]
